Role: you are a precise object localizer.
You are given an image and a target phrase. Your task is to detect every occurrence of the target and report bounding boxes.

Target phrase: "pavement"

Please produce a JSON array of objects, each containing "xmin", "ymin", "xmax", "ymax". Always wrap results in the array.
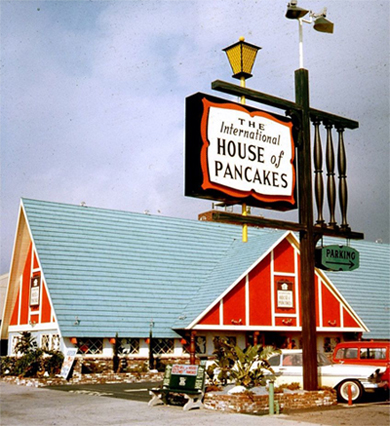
[{"xmin": 1, "ymin": 381, "xmax": 389, "ymax": 426}]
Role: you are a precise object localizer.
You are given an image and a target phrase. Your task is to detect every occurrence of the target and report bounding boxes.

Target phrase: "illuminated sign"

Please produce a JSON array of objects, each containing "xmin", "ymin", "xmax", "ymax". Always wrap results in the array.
[{"xmin": 185, "ymin": 93, "xmax": 296, "ymax": 210}]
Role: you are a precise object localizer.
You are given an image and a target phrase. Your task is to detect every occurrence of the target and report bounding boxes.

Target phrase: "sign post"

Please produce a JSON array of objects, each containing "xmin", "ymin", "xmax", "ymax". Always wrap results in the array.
[{"xmin": 184, "ymin": 41, "xmax": 364, "ymax": 391}]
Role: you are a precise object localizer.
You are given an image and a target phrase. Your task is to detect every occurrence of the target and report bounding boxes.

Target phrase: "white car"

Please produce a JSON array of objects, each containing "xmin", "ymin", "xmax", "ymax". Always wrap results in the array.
[{"xmin": 264, "ymin": 349, "xmax": 385, "ymax": 403}]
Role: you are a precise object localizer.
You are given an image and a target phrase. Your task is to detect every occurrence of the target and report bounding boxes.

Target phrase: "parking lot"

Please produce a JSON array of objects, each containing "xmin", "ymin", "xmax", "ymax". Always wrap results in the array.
[{"xmin": 1, "ymin": 381, "xmax": 389, "ymax": 426}]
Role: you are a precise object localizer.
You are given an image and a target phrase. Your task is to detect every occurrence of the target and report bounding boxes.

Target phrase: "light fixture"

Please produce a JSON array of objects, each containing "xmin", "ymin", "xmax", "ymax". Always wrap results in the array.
[
  {"xmin": 313, "ymin": 9, "xmax": 334, "ymax": 33},
  {"xmin": 223, "ymin": 37, "xmax": 261, "ymax": 81},
  {"xmin": 286, "ymin": 0, "xmax": 309, "ymax": 19},
  {"xmin": 285, "ymin": 2, "xmax": 334, "ymax": 68}
]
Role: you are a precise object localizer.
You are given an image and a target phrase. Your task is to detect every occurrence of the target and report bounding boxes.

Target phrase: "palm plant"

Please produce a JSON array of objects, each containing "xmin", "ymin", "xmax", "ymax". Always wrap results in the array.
[{"xmin": 211, "ymin": 337, "xmax": 280, "ymax": 388}]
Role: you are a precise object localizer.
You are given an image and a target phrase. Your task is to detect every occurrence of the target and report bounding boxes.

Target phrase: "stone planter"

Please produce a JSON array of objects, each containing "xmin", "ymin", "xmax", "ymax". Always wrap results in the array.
[{"xmin": 204, "ymin": 388, "xmax": 337, "ymax": 414}]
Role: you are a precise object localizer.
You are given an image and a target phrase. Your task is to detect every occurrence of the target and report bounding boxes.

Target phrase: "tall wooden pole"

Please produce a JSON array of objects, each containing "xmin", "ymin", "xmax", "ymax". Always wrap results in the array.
[{"xmin": 295, "ymin": 68, "xmax": 318, "ymax": 390}]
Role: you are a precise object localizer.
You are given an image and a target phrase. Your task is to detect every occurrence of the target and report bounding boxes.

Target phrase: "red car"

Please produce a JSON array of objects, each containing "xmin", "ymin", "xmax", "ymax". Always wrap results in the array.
[{"xmin": 333, "ymin": 341, "xmax": 390, "ymax": 386}]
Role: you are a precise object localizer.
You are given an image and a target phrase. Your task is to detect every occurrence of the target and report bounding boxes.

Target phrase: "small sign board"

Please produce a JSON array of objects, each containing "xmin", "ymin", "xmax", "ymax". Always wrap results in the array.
[
  {"xmin": 185, "ymin": 93, "xmax": 297, "ymax": 211},
  {"xmin": 277, "ymin": 280, "xmax": 294, "ymax": 308},
  {"xmin": 315, "ymin": 245, "xmax": 360, "ymax": 272},
  {"xmin": 60, "ymin": 348, "xmax": 77, "ymax": 380},
  {"xmin": 30, "ymin": 276, "xmax": 41, "ymax": 307}
]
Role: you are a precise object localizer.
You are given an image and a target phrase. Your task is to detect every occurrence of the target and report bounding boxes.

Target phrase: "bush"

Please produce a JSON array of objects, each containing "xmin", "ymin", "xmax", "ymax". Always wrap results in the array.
[
  {"xmin": 43, "ymin": 350, "xmax": 64, "ymax": 376},
  {"xmin": 0, "ymin": 356, "xmax": 16, "ymax": 375},
  {"xmin": 0, "ymin": 350, "xmax": 64, "ymax": 378},
  {"xmin": 13, "ymin": 348, "xmax": 45, "ymax": 377},
  {"xmin": 210, "ymin": 337, "xmax": 281, "ymax": 388}
]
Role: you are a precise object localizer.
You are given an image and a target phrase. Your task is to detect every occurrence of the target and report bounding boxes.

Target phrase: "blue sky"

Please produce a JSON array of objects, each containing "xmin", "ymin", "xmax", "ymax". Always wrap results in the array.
[{"xmin": 1, "ymin": 0, "xmax": 389, "ymax": 274}]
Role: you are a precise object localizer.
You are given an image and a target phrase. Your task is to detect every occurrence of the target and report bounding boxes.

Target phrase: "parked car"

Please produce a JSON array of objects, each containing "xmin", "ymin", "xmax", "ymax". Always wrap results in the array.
[
  {"xmin": 332, "ymin": 341, "xmax": 390, "ymax": 384},
  {"xmin": 263, "ymin": 349, "xmax": 386, "ymax": 403}
]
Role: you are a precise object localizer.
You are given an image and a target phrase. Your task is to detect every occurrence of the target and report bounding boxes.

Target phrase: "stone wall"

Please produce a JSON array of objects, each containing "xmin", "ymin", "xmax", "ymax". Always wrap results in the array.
[{"xmin": 204, "ymin": 389, "xmax": 337, "ymax": 414}]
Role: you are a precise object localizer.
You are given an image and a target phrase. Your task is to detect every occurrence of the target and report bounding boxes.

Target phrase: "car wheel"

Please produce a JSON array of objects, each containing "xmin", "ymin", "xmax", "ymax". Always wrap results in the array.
[{"xmin": 337, "ymin": 380, "xmax": 364, "ymax": 403}]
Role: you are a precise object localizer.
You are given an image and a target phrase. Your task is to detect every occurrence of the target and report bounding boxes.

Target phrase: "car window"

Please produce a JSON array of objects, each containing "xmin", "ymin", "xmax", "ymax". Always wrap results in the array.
[
  {"xmin": 361, "ymin": 348, "xmax": 386, "ymax": 360},
  {"xmin": 334, "ymin": 349, "xmax": 344, "ymax": 359},
  {"xmin": 282, "ymin": 354, "xmax": 302, "ymax": 366},
  {"xmin": 268, "ymin": 354, "xmax": 281, "ymax": 366},
  {"xmin": 344, "ymin": 348, "xmax": 358, "ymax": 359},
  {"xmin": 317, "ymin": 352, "xmax": 332, "ymax": 366}
]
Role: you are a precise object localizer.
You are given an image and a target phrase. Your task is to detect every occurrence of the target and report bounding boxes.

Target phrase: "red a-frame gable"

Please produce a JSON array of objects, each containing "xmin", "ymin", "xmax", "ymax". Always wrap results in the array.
[{"xmin": 197, "ymin": 234, "xmax": 364, "ymax": 332}]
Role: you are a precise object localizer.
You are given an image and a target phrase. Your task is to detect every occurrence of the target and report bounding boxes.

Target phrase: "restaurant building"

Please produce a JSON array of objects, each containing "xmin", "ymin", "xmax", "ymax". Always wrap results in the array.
[{"xmin": 1, "ymin": 199, "xmax": 389, "ymax": 362}]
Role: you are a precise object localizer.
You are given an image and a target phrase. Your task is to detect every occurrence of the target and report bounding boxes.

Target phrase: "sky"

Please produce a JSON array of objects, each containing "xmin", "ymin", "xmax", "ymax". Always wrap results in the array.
[{"xmin": 1, "ymin": 0, "xmax": 389, "ymax": 274}]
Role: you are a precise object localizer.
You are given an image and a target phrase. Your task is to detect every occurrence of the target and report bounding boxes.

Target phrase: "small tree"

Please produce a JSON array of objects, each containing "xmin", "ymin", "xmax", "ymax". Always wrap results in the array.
[{"xmin": 112, "ymin": 333, "xmax": 122, "ymax": 372}]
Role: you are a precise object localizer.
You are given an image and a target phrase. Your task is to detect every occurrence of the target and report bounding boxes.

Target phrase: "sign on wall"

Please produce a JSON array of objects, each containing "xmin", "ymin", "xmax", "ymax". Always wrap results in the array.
[
  {"xmin": 185, "ymin": 93, "xmax": 297, "ymax": 210},
  {"xmin": 277, "ymin": 280, "xmax": 294, "ymax": 308},
  {"xmin": 29, "ymin": 275, "xmax": 41, "ymax": 307}
]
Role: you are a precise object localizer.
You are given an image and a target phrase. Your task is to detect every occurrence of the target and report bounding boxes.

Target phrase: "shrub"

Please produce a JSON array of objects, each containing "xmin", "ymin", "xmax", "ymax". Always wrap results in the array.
[
  {"xmin": 13, "ymin": 348, "xmax": 44, "ymax": 377},
  {"xmin": 0, "ymin": 356, "xmax": 16, "ymax": 375},
  {"xmin": 43, "ymin": 350, "xmax": 64, "ymax": 376},
  {"xmin": 211, "ymin": 337, "xmax": 281, "ymax": 388}
]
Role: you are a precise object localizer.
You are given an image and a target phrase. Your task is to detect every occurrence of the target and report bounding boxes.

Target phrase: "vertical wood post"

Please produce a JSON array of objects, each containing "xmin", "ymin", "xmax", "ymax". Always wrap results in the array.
[
  {"xmin": 325, "ymin": 123, "xmax": 337, "ymax": 228},
  {"xmin": 295, "ymin": 68, "xmax": 318, "ymax": 391},
  {"xmin": 337, "ymin": 126, "xmax": 349, "ymax": 229},
  {"xmin": 190, "ymin": 331, "xmax": 196, "ymax": 364},
  {"xmin": 313, "ymin": 117, "xmax": 324, "ymax": 225}
]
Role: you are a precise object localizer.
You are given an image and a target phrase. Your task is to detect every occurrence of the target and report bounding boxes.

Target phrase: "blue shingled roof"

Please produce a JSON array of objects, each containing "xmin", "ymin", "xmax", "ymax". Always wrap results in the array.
[
  {"xmin": 22, "ymin": 198, "xmax": 285, "ymax": 338},
  {"xmin": 22, "ymin": 198, "xmax": 389, "ymax": 340}
]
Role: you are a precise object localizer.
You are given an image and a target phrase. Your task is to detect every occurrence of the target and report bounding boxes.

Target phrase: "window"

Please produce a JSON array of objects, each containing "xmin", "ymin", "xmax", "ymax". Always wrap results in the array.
[
  {"xmin": 195, "ymin": 336, "xmax": 206, "ymax": 354},
  {"xmin": 119, "ymin": 338, "xmax": 139, "ymax": 355},
  {"xmin": 77, "ymin": 338, "xmax": 103, "ymax": 355},
  {"xmin": 214, "ymin": 336, "xmax": 237, "ymax": 349},
  {"xmin": 11, "ymin": 336, "xmax": 20, "ymax": 355},
  {"xmin": 51, "ymin": 335, "xmax": 60, "ymax": 351},
  {"xmin": 268, "ymin": 354, "xmax": 281, "ymax": 366},
  {"xmin": 182, "ymin": 336, "xmax": 206, "ymax": 354},
  {"xmin": 283, "ymin": 354, "xmax": 302, "ymax": 366},
  {"xmin": 361, "ymin": 348, "xmax": 386, "ymax": 360},
  {"xmin": 345, "ymin": 348, "xmax": 358, "ymax": 359},
  {"xmin": 153, "ymin": 339, "xmax": 174, "ymax": 355},
  {"xmin": 41, "ymin": 335, "xmax": 50, "ymax": 351}
]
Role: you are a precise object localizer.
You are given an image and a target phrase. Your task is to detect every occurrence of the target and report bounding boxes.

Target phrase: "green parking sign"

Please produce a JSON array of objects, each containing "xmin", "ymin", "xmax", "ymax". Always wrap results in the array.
[{"xmin": 315, "ymin": 245, "xmax": 359, "ymax": 272}]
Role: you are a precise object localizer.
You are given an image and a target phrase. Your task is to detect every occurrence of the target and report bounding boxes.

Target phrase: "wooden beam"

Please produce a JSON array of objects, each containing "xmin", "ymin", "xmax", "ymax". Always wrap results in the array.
[
  {"xmin": 212, "ymin": 80, "xmax": 359, "ymax": 130},
  {"xmin": 211, "ymin": 80, "xmax": 298, "ymax": 111}
]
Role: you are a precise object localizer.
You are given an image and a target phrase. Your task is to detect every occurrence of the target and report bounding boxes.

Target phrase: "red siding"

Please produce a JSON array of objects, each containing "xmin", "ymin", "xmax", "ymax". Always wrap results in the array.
[
  {"xmin": 321, "ymin": 284, "xmax": 340, "ymax": 327},
  {"xmin": 273, "ymin": 238, "xmax": 295, "ymax": 273},
  {"xmin": 20, "ymin": 244, "xmax": 32, "ymax": 325},
  {"xmin": 41, "ymin": 280, "xmax": 52, "ymax": 323},
  {"xmin": 249, "ymin": 257, "xmax": 272, "ymax": 326},
  {"xmin": 33, "ymin": 251, "xmax": 39, "ymax": 269},
  {"xmin": 275, "ymin": 317, "xmax": 297, "ymax": 327},
  {"xmin": 223, "ymin": 279, "xmax": 246, "ymax": 325},
  {"xmin": 199, "ymin": 302, "xmax": 220, "ymax": 325},
  {"xmin": 343, "ymin": 307, "xmax": 360, "ymax": 328}
]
